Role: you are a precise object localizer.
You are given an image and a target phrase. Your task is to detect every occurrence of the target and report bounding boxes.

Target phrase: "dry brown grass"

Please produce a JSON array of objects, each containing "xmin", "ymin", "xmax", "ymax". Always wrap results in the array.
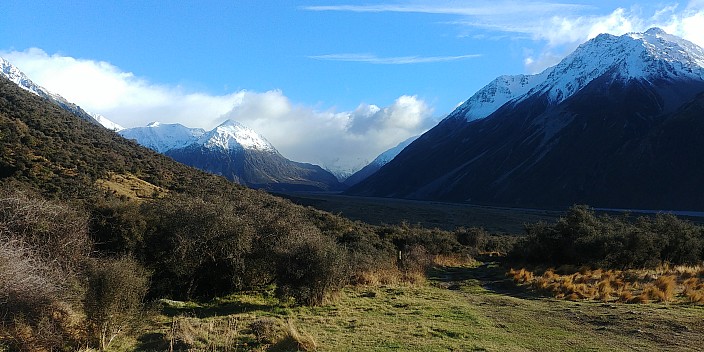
[
  {"xmin": 166, "ymin": 315, "xmax": 241, "ymax": 351},
  {"xmin": 509, "ymin": 264, "xmax": 704, "ymax": 304},
  {"xmin": 96, "ymin": 172, "xmax": 167, "ymax": 201},
  {"xmin": 269, "ymin": 320, "xmax": 317, "ymax": 352},
  {"xmin": 352, "ymin": 266, "xmax": 427, "ymax": 287},
  {"xmin": 433, "ymin": 254, "xmax": 478, "ymax": 268}
]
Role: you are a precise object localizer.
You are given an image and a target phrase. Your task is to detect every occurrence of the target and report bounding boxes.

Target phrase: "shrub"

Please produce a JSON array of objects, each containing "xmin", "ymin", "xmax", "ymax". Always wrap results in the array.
[
  {"xmin": 0, "ymin": 187, "xmax": 91, "ymax": 275},
  {"xmin": 84, "ymin": 257, "xmax": 149, "ymax": 350},
  {"xmin": 274, "ymin": 231, "xmax": 350, "ymax": 306},
  {"xmin": 511, "ymin": 205, "xmax": 704, "ymax": 269},
  {"xmin": 0, "ymin": 239, "xmax": 84, "ymax": 351},
  {"xmin": 141, "ymin": 195, "xmax": 258, "ymax": 299},
  {"xmin": 89, "ymin": 196, "xmax": 147, "ymax": 256}
]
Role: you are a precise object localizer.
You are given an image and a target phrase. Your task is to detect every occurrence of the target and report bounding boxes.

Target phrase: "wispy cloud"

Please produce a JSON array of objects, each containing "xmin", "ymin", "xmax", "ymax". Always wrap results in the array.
[
  {"xmin": 305, "ymin": 1, "xmax": 704, "ymax": 73},
  {"xmin": 303, "ymin": 2, "xmax": 592, "ymax": 16},
  {"xmin": 309, "ymin": 53, "xmax": 481, "ymax": 64}
]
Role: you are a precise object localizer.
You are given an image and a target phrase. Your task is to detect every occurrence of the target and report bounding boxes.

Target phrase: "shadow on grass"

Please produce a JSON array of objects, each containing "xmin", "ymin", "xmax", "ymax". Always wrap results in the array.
[
  {"xmin": 427, "ymin": 260, "xmax": 543, "ymax": 300},
  {"xmin": 135, "ymin": 332, "xmax": 169, "ymax": 351},
  {"xmin": 160, "ymin": 300, "xmax": 277, "ymax": 318}
]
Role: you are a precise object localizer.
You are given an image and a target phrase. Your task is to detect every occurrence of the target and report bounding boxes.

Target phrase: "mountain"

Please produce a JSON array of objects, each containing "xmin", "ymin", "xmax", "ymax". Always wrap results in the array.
[
  {"xmin": 0, "ymin": 56, "xmax": 123, "ymax": 131},
  {"xmin": 119, "ymin": 122, "xmax": 205, "ymax": 153},
  {"xmin": 347, "ymin": 28, "xmax": 704, "ymax": 211},
  {"xmin": 344, "ymin": 135, "xmax": 419, "ymax": 186},
  {"xmin": 121, "ymin": 120, "xmax": 344, "ymax": 192}
]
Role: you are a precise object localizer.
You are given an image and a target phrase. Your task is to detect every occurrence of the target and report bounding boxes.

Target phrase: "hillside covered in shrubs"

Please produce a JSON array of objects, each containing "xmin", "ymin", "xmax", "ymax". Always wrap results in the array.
[
  {"xmin": 0, "ymin": 73, "xmax": 507, "ymax": 350},
  {"xmin": 2, "ymin": 74, "xmax": 704, "ymax": 350}
]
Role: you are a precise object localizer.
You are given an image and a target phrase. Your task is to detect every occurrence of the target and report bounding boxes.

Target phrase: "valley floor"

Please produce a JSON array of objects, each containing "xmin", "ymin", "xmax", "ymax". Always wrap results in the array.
[
  {"xmin": 127, "ymin": 261, "xmax": 704, "ymax": 351},
  {"xmin": 276, "ymin": 193, "xmax": 562, "ymax": 234}
]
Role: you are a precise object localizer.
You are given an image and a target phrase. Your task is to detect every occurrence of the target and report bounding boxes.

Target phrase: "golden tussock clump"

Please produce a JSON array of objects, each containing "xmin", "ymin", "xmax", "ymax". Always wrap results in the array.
[{"xmin": 509, "ymin": 265, "xmax": 704, "ymax": 304}]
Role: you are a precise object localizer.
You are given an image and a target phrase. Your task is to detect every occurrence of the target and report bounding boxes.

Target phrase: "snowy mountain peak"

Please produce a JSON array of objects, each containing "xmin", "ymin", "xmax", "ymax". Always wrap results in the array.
[
  {"xmin": 2, "ymin": 56, "xmax": 58, "ymax": 100},
  {"xmin": 451, "ymin": 28, "xmax": 704, "ymax": 122},
  {"xmin": 533, "ymin": 27, "xmax": 704, "ymax": 104},
  {"xmin": 199, "ymin": 120, "xmax": 275, "ymax": 151},
  {"xmin": 119, "ymin": 123, "xmax": 205, "ymax": 153},
  {"xmin": 90, "ymin": 112, "xmax": 124, "ymax": 131}
]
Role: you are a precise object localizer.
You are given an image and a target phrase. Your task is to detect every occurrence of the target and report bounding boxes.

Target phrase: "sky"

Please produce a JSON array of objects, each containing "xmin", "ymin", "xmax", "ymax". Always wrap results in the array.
[{"xmin": 2, "ymin": 0, "xmax": 704, "ymax": 173}]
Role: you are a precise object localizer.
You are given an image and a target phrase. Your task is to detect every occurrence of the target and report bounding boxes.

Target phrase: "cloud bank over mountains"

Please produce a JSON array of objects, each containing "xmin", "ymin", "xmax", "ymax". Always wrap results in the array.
[{"xmin": 1, "ymin": 48, "xmax": 435, "ymax": 171}]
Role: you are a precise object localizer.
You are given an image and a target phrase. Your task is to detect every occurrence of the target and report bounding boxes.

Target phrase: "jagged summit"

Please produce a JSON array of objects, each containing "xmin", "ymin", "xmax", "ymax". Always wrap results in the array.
[
  {"xmin": 199, "ymin": 119, "xmax": 275, "ymax": 151},
  {"xmin": 451, "ymin": 27, "xmax": 704, "ymax": 122}
]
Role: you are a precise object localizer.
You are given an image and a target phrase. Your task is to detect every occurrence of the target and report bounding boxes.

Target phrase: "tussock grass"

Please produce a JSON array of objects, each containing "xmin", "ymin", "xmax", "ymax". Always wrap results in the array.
[
  {"xmin": 165, "ymin": 315, "xmax": 242, "ymax": 351},
  {"xmin": 510, "ymin": 264, "xmax": 704, "ymax": 304}
]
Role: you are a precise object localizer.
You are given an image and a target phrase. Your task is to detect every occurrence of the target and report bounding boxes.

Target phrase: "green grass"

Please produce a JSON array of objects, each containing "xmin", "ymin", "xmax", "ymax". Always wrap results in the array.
[{"xmin": 128, "ymin": 263, "xmax": 704, "ymax": 351}]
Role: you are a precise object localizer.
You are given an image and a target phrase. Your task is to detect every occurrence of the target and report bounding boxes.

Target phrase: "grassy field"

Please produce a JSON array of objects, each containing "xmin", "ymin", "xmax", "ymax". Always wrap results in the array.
[
  {"xmin": 122, "ymin": 261, "xmax": 703, "ymax": 351},
  {"xmin": 277, "ymin": 193, "xmax": 561, "ymax": 234}
]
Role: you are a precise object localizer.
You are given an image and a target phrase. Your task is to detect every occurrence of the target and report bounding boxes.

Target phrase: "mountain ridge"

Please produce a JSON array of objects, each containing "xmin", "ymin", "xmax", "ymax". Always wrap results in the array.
[
  {"xmin": 347, "ymin": 28, "xmax": 704, "ymax": 211},
  {"xmin": 1, "ymin": 56, "xmax": 124, "ymax": 131},
  {"xmin": 121, "ymin": 120, "xmax": 343, "ymax": 191}
]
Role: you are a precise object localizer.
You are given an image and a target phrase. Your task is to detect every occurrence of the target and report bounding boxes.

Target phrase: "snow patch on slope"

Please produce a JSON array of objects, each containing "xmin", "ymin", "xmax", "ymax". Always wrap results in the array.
[{"xmin": 370, "ymin": 135, "xmax": 419, "ymax": 166}]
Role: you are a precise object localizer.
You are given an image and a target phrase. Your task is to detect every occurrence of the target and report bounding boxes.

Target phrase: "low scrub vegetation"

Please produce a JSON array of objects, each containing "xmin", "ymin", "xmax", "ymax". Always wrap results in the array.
[
  {"xmin": 510, "ymin": 205, "xmax": 704, "ymax": 268},
  {"xmin": 0, "ymin": 185, "xmax": 511, "ymax": 350},
  {"xmin": 3, "ymin": 188, "xmax": 704, "ymax": 350}
]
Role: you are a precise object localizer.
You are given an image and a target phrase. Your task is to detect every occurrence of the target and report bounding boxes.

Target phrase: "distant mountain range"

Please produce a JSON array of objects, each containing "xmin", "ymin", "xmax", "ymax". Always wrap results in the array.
[
  {"xmin": 348, "ymin": 28, "xmax": 704, "ymax": 211},
  {"xmin": 1, "ymin": 56, "xmax": 344, "ymax": 192},
  {"xmin": 0, "ymin": 56, "xmax": 123, "ymax": 131},
  {"xmin": 120, "ymin": 121, "xmax": 344, "ymax": 192}
]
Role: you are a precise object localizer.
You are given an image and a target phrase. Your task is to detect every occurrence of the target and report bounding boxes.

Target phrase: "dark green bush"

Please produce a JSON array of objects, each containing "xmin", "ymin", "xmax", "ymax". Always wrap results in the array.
[
  {"xmin": 89, "ymin": 196, "xmax": 147, "ymax": 256},
  {"xmin": 141, "ymin": 194, "xmax": 258, "ymax": 299},
  {"xmin": 273, "ymin": 230, "xmax": 350, "ymax": 306},
  {"xmin": 511, "ymin": 205, "xmax": 704, "ymax": 268}
]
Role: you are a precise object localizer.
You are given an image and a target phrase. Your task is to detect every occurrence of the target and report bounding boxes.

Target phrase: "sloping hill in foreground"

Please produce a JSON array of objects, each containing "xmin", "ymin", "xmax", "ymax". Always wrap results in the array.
[
  {"xmin": 0, "ymin": 75, "xmax": 234, "ymax": 197},
  {"xmin": 0, "ymin": 73, "xmax": 396, "ymax": 304}
]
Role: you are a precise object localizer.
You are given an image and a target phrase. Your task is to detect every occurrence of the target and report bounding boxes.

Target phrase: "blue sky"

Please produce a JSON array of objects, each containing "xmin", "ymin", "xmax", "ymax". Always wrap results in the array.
[{"xmin": 2, "ymin": 1, "xmax": 703, "ymax": 172}]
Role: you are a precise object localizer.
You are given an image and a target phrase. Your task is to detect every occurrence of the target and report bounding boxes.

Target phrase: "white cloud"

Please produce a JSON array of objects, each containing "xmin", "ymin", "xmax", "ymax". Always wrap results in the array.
[
  {"xmin": 1, "ymin": 48, "xmax": 243, "ymax": 128},
  {"xmin": 222, "ymin": 93, "xmax": 435, "ymax": 173},
  {"xmin": 1, "ymin": 48, "xmax": 435, "ymax": 172}
]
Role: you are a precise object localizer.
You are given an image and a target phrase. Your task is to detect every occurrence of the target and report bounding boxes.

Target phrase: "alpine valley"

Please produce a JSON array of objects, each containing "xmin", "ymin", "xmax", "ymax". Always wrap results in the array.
[
  {"xmin": 120, "ymin": 121, "xmax": 344, "ymax": 192},
  {"xmin": 347, "ymin": 28, "xmax": 704, "ymax": 211}
]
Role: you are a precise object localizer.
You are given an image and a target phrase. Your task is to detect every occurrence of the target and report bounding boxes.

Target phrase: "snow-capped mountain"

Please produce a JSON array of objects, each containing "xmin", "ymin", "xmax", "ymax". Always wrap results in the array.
[
  {"xmin": 451, "ymin": 27, "xmax": 704, "ymax": 122},
  {"xmin": 1, "ymin": 56, "xmax": 123, "ymax": 130},
  {"xmin": 344, "ymin": 135, "xmax": 419, "ymax": 186},
  {"xmin": 90, "ymin": 113, "xmax": 124, "ymax": 131},
  {"xmin": 348, "ymin": 28, "xmax": 704, "ymax": 210},
  {"xmin": 198, "ymin": 119, "xmax": 274, "ymax": 151},
  {"xmin": 119, "ymin": 122, "xmax": 204, "ymax": 153},
  {"xmin": 121, "ymin": 120, "xmax": 343, "ymax": 192},
  {"xmin": 452, "ymin": 74, "xmax": 541, "ymax": 122}
]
